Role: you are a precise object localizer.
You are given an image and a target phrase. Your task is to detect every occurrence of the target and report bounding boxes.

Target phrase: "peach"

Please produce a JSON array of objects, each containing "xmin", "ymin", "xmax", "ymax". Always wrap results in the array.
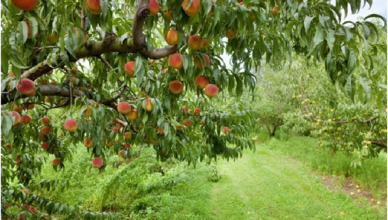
[
  {"xmin": 11, "ymin": 111, "xmax": 21, "ymax": 125},
  {"xmin": 6, "ymin": 143, "xmax": 11, "ymax": 149},
  {"xmin": 64, "ymin": 119, "xmax": 78, "ymax": 132},
  {"xmin": 195, "ymin": 54, "xmax": 210, "ymax": 69},
  {"xmin": 73, "ymin": 27, "xmax": 87, "ymax": 45},
  {"xmin": 22, "ymin": 204, "xmax": 30, "ymax": 210},
  {"xmin": 142, "ymin": 98, "xmax": 153, "ymax": 111},
  {"xmin": 226, "ymin": 28, "xmax": 234, "ymax": 39},
  {"xmin": 13, "ymin": 105, "xmax": 23, "ymax": 113},
  {"xmin": 26, "ymin": 90, "xmax": 36, "ymax": 97},
  {"xmin": 18, "ymin": 214, "xmax": 23, "ymax": 220},
  {"xmin": 105, "ymin": 140, "xmax": 114, "ymax": 147},
  {"xmin": 41, "ymin": 142, "xmax": 49, "ymax": 150},
  {"xmin": 22, "ymin": 189, "xmax": 29, "ymax": 195},
  {"xmin": 200, "ymin": 38, "xmax": 211, "ymax": 48},
  {"xmin": 71, "ymin": 67, "xmax": 78, "ymax": 75},
  {"xmin": 24, "ymin": 20, "xmax": 39, "ymax": 39},
  {"xmin": 52, "ymin": 158, "xmax": 61, "ymax": 166},
  {"xmin": 165, "ymin": 10, "xmax": 172, "ymax": 20},
  {"xmin": 92, "ymin": 157, "xmax": 103, "ymax": 168},
  {"xmin": 16, "ymin": 78, "xmax": 35, "ymax": 95},
  {"xmin": 183, "ymin": 119, "xmax": 192, "ymax": 127},
  {"xmin": 117, "ymin": 101, "xmax": 131, "ymax": 114},
  {"xmin": 41, "ymin": 126, "xmax": 51, "ymax": 134},
  {"xmin": 48, "ymin": 33, "xmax": 58, "ymax": 44},
  {"xmin": 149, "ymin": 0, "xmax": 159, "ymax": 16},
  {"xmin": 84, "ymin": 138, "xmax": 93, "ymax": 148},
  {"xmin": 165, "ymin": 30, "xmax": 178, "ymax": 45},
  {"xmin": 271, "ymin": 6, "xmax": 278, "ymax": 16},
  {"xmin": 162, "ymin": 68, "xmax": 168, "ymax": 74},
  {"xmin": 21, "ymin": 115, "xmax": 32, "ymax": 124},
  {"xmin": 4, "ymin": 203, "xmax": 9, "ymax": 209},
  {"xmin": 124, "ymin": 132, "xmax": 132, "ymax": 139},
  {"xmin": 41, "ymin": 116, "xmax": 50, "ymax": 125},
  {"xmin": 125, "ymin": 61, "xmax": 135, "ymax": 77},
  {"xmin": 29, "ymin": 206, "xmax": 36, "ymax": 213},
  {"xmin": 23, "ymin": 102, "xmax": 35, "ymax": 110},
  {"xmin": 176, "ymin": 124, "xmax": 183, "ymax": 130},
  {"xmin": 188, "ymin": 35, "xmax": 201, "ymax": 50},
  {"xmin": 182, "ymin": 0, "xmax": 200, "ymax": 17},
  {"xmin": 204, "ymin": 84, "xmax": 219, "ymax": 98},
  {"xmin": 157, "ymin": 127, "xmax": 164, "ymax": 135},
  {"xmin": 195, "ymin": 75, "xmax": 209, "ymax": 88},
  {"xmin": 127, "ymin": 109, "xmax": 138, "ymax": 120},
  {"xmin": 38, "ymin": 132, "xmax": 47, "ymax": 141},
  {"xmin": 16, "ymin": 155, "xmax": 21, "ymax": 166},
  {"xmin": 119, "ymin": 150, "xmax": 126, "ymax": 158},
  {"xmin": 11, "ymin": 0, "xmax": 37, "ymax": 11},
  {"xmin": 112, "ymin": 127, "xmax": 119, "ymax": 132},
  {"xmin": 169, "ymin": 80, "xmax": 183, "ymax": 94},
  {"xmin": 224, "ymin": 126, "xmax": 229, "ymax": 134},
  {"xmin": 86, "ymin": 0, "xmax": 102, "ymax": 14},
  {"xmin": 118, "ymin": 124, "xmax": 123, "ymax": 130},
  {"xmin": 194, "ymin": 108, "xmax": 200, "ymax": 115},
  {"xmin": 85, "ymin": 106, "xmax": 92, "ymax": 117},
  {"xmin": 182, "ymin": 106, "xmax": 189, "ymax": 113},
  {"xmin": 168, "ymin": 53, "xmax": 183, "ymax": 69},
  {"xmin": 8, "ymin": 72, "xmax": 15, "ymax": 78},
  {"xmin": 124, "ymin": 143, "xmax": 131, "ymax": 148}
]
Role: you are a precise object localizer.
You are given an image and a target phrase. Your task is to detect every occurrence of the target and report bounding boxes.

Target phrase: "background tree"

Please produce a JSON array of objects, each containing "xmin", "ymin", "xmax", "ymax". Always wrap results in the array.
[{"xmin": 1, "ymin": 0, "xmax": 385, "ymax": 219}]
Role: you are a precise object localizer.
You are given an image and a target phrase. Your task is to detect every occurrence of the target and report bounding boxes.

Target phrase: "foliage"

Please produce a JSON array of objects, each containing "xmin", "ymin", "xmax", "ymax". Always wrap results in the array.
[{"xmin": 0, "ymin": 0, "xmax": 386, "ymax": 218}]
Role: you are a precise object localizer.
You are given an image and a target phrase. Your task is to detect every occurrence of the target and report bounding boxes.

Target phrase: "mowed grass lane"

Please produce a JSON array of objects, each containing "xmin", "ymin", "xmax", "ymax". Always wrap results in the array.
[{"xmin": 210, "ymin": 144, "xmax": 383, "ymax": 220}]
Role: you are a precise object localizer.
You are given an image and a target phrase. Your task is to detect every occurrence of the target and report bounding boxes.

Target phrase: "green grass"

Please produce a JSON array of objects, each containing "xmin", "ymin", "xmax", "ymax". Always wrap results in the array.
[{"xmin": 37, "ymin": 133, "xmax": 386, "ymax": 219}]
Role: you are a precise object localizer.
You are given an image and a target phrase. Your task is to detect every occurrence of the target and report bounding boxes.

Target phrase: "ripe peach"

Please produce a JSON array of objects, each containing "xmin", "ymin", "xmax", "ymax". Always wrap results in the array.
[
  {"xmin": 176, "ymin": 124, "xmax": 183, "ymax": 130},
  {"xmin": 112, "ymin": 127, "xmax": 119, "ymax": 132},
  {"xmin": 157, "ymin": 127, "xmax": 164, "ymax": 135},
  {"xmin": 204, "ymin": 84, "xmax": 219, "ymax": 98},
  {"xmin": 41, "ymin": 126, "xmax": 51, "ymax": 134},
  {"xmin": 127, "ymin": 109, "xmax": 138, "ymax": 120},
  {"xmin": 21, "ymin": 115, "xmax": 32, "ymax": 124},
  {"xmin": 149, "ymin": 0, "xmax": 159, "ymax": 16},
  {"xmin": 188, "ymin": 35, "xmax": 201, "ymax": 50},
  {"xmin": 41, "ymin": 116, "xmax": 50, "ymax": 125},
  {"xmin": 92, "ymin": 157, "xmax": 103, "ymax": 168},
  {"xmin": 29, "ymin": 206, "xmax": 36, "ymax": 213},
  {"xmin": 165, "ymin": 10, "xmax": 172, "ymax": 20},
  {"xmin": 183, "ymin": 119, "xmax": 192, "ymax": 127},
  {"xmin": 8, "ymin": 72, "xmax": 15, "ymax": 78},
  {"xmin": 169, "ymin": 80, "xmax": 183, "ymax": 94},
  {"xmin": 165, "ymin": 30, "xmax": 178, "ymax": 45},
  {"xmin": 117, "ymin": 101, "xmax": 131, "ymax": 114},
  {"xmin": 22, "ymin": 204, "xmax": 30, "ymax": 210},
  {"xmin": 41, "ymin": 142, "xmax": 49, "ymax": 150},
  {"xmin": 22, "ymin": 189, "xmax": 29, "ymax": 195},
  {"xmin": 13, "ymin": 105, "xmax": 23, "ymax": 113},
  {"xmin": 63, "ymin": 119, "xmax": 78, "ymax": 132},
  {"xmin": 195, "ymin": 75, "xmax": 209, "ymax": 88},
  {"xmin": 11, "ymin": 111, "xmax": 21, "ymax": 125},
  {"xmin": 85, "ymin": 106, "xmax": 92, "ymax": 117},
  {"xmin": 168, "ymin": 53, "xmax": 183, "ymax": 69},
  {"xmin": 84, "ymin": 138, "xmax": 93, "ymax": 148},
  {"xmin": 52, "ymin": 158, "xmax": 61, "ymax": 166},
  {"xmin": 4, "ymin": 203, "xmax": 9, "ymax": 209},
  {"xmin": 142, "ymin": 98, "xmax": 153, "ymax": 111},
  {"xmin": 182, "ymin": 0, "xmax": 200, "ymax": 17},
  {"xmin": 23, "ymin": 102, "xmax": 35, "ymax": 110},
  {"xmin": 106, "ymin": 140, "xmax": 114, "ymax": 147},
  {"xmin": 182, "ymin": 106, "xmax": 189, "ymax": 113},
  {"xmin": 18, "ymin": 214, "xmax": 23, "ymax": 220},
  {"xmin": 226, "ymin": 28, "xmax": 234, "ymax": 39},
  {"xmin": 200, "ymin": 38, "xmax": 211, "ymax": 48},
  {"xmin": 162, "ymin": 68, "xmax": 168, "ymax": 74},
  {"xmin": 26, "ymin": 90, "xmax": 36, "ymax": 97},
  {"xmin": 11, "ymin": 0, "xmax": 37, "ymax": 11},
  {"xmin": 194, "ymin": 108, "xmax": 201, "ymax": 115},
  {"xmin": 16, "ymin": 78, "xmax": 35, "ymax": 95},
  {"xmin": 195, "ymin": 54, "xmax": 210, "ymax": 68},
  {"xmin": 125, "ymin": 61, "xmax": 135, "ymax": 77},
  {"xmin": 73, "ymin": 27, "xmax": 87, "ymax": 45},
  {"xmin": 86, "ymin": 0, "xmax": 102, "ymax": 14},
  {"xmin": 124, "ymin": 132, "xmax": 132, "ymax": 139},
  {"xmin": 271, "ymin": 6, "xmax": 278, "ymax": 16},
  {"xmin": 24, "ymin": 20, "xmax": 39, "ymax": 39},
  {"xmin": 119, "ymin": 150, "xmax": 126, "ymax": 158},
  {"xmin": 224, "ymin": 126, "xmax": 229, "ymax": 134},
  {"xmin": 6, "ymin": 143, "xmax": 11, "ymax": 149},
  {"xmin": 38, "ymin": 132, "xmax": 47, "ymax": 141},
  {"xmin": 124, "ymin": 143, "xmax": 131, "ymax": 148}
]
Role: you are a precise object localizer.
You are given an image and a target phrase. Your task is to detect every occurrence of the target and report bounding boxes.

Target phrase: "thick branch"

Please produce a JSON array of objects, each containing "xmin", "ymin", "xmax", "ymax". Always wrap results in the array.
[
  {"xmin": 370, "ymin": 140, "xmax": 387, "ymax": 149},
  {"xmin": 140, "ymin": 45, "xmax": 178, "ymax": 59},
  {"xmin": 1, "ymin": 85, "xmax": 85, "ymax": 105},
  {"xmin": 132, "ymin": 0, "xmax": 150, "ymax": 47}
]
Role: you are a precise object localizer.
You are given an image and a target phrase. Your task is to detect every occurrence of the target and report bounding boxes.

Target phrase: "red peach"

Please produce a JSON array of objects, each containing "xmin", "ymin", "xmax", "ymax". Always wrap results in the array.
[
  {"xmin": 11, "ymin": 111, "xmax": 21, "ymax": 125},
  {"xmin": 84, "ymin": 138, "xmax": 93, "ymax": 148},
  {"xmin": 165, "ymin": 30, "xmax": 179, "ymax": 45},
  {"xmin": 182, "ymin": 0, "xmax": 200, "ymax": 16},
  {"xmin": 168, "ymin": 53, "xmax": 183, "ymax": 69},
  {"xmin": 16, "ymin": 78, "xmax": 35, "ymax": 95},
  {"xmin": 142, "ymin": 98, "xmax": 153, "ymax": 111},
  {"xmin": 112, "ymin": 127, "xmax": 119, "ymax": 132},
  {"xmin": 124, "ymin": 132, "xmax": 132, "ymax": 139},
  {"xmin": 194, "ymin": 108, "xmax": 201, "ymax": 115},
  {"xmin": 117, "ymin": 101, "xmax": 131, "ymax": 114},
  {"xmin": 41, "ymin": 116, "xmax": 50, "ymax": 125},
  {"xmin": 86, "ymin": 0, "xmax": 102, "ymax": 14},
  {"xmin": 125, "ymin": 61, "xmax": 135, "ymax": 77},
  {"xmin": 195, "ymin": 75, "xmax": 209, "ymax": 89},
  {"xmin": 92, "ymin": 157, "xmax": 103, "ymax": 168},
  {"xmin": 11, "ymin": 0, "xmax": 37, "ymax": 11},
  {"xmin": 204, "ymin": 84, "xmax": 219, "ymax": 98},
  {"xmin": 224, "ymin": 126, "xmax": 229, "ymax": 134},
  {"xmin": 6, "ymin": 143, "xmax": 11, "ymax": 149},
  {"xmin": 41, "ymin": 126, "xmax": 51, "ymax": 134},
  {"xmin": 195, "ymin": 54, "xmax": 210, "ymax": 69},
  {"xmin": 188, "ymin": 35, "xmax": 201, "ymax": 50},
  {"xmin": 120, "ymin": 150, "xmax": 126, "ymax": 158},
  {"xmin": 24, "ymin": 20, "xmax": 39, "ymax": 39},
  {"xmin": 169, "ymin": 80, "xmax": 183, "ymax": 94},
  {"xmin": 149, "ymin": 0, "xmax": 159, "ymax": 16},
  {"xmin": 183, "ymin": 119, "xmax": 192, "ymax": 127},
  {"xmin": 13, "ymin": 105, "xmax": 23, "ymax": 113},
  {"xmin": 157, "ymin": 127, "xmax": 165, "ymax": 135},
  {"xmin": 64, "ymin": 119, "xmax": 78, "ymax": 132},
  {"xmin": 52, "ymin": 158, "xmax": 61, "ymax": 166},
  {"xmin": 8, "ymin": 72, "xmax": 15, "ymax": 78},
  {"xmin": 41, "ymin": 142, "xmax": 49, "ymax": 150},
  {"xmin": 226, "ymin": 28, "xmax": 234, "ymax": 39},
  {"xmin": 165, "ymin": 10, "xmax": 172, "ymax": 20},
  {"xmin": 21, "ymin": 115, "xmax": 32, "ymax": 124},
  {"xmin": 127, "ymin": 109, "xmax": 138, "ymax": 120},
  {"xmin": 182, "ymin": 106, "xmax": 189, "ymax": 113},
  {"xmin": 124, "ymin": 143, "xmax": 131, "ymax": 148}
]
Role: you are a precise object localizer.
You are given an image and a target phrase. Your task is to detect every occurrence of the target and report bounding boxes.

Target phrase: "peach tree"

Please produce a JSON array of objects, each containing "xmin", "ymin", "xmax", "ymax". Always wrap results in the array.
[{"xmin": 1, "ymin": 0, "xmax": 385, "ymax": 219}]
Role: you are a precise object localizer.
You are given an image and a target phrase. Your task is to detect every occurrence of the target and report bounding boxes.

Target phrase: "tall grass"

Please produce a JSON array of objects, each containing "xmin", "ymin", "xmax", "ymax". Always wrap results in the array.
[{"xmin": 256, "ymin": 130, "xmax": 387, "ymax": 198}]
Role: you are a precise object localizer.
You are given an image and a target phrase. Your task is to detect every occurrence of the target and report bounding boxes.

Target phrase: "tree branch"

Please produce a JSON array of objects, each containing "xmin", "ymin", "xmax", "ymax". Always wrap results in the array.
[
  {"xmin": 132, "ymin": 0, "xmax": 150, "ymax": 47},
  {"xmin": 370, "ymin": 140, "xmax": 387, "ymax": 149}
]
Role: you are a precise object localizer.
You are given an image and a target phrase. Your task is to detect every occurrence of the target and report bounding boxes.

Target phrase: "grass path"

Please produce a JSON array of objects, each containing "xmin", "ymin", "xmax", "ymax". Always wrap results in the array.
[{"xmin": 210, "ymin": 145, "xmax": 383, "ymax": 220}]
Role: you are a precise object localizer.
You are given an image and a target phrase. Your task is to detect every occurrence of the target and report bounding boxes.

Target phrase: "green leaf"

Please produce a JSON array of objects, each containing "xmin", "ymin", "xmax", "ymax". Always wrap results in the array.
[
  {"xmin": 135, "ymin": 56, "xmax": 145, "ymax": 87},
  {"xmin": 304, "ymin": 16, "xmax": 315, "ymax": 33}
]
